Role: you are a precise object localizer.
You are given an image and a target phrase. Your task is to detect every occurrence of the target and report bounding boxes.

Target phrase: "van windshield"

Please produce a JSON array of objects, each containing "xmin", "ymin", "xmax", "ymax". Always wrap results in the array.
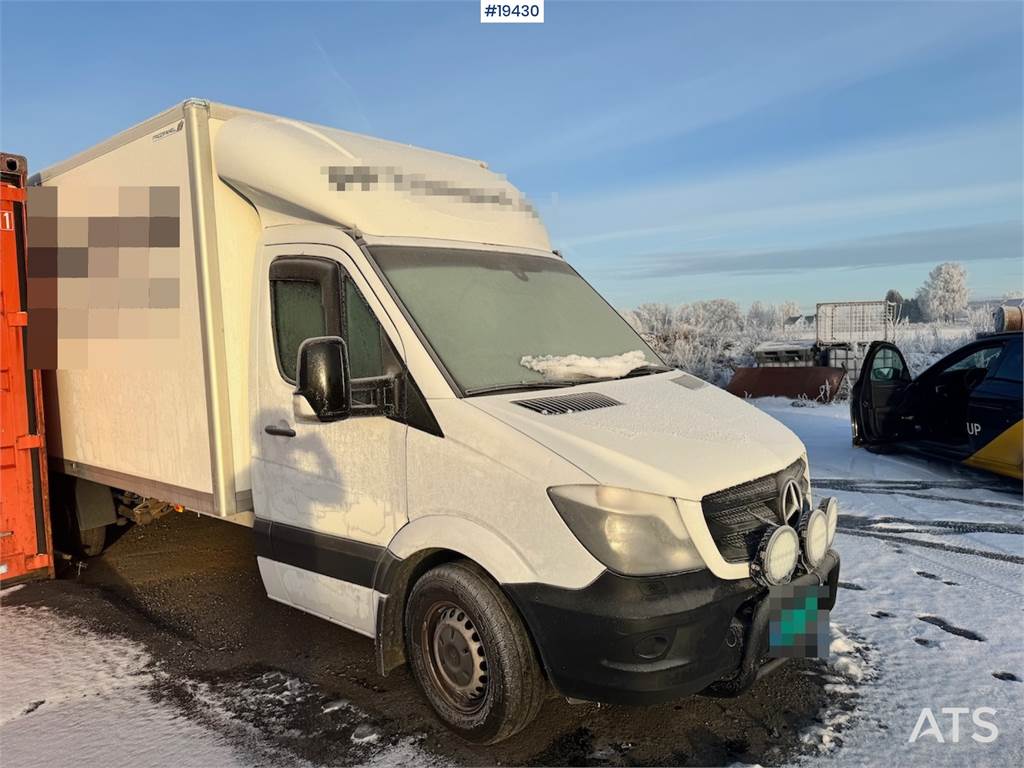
[{"xmin": 370, "ymin": 246, "xmax": 664, "ymax": 394}]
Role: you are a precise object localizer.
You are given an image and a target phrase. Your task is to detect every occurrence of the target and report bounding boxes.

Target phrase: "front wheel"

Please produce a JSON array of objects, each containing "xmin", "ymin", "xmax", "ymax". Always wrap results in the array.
[{"xmin": 404, "ymin": 560, "xmax": 546, "ymax": 744}]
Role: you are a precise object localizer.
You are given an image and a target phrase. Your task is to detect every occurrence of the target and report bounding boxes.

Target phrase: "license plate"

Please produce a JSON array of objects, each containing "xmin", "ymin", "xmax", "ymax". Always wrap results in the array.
[{"xmin": 766, "ymin": 583, "xmax": 831, "ymax": 658}]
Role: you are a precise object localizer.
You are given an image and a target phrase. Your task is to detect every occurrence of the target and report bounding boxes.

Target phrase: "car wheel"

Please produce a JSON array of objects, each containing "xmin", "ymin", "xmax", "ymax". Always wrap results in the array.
[
  {"xmin": 405, "ymin": 560, "xmax": 546, "ymax": 744},
  {"xmin": 78, "ymin": 525, "xmax": 106, "ymax": 557}
]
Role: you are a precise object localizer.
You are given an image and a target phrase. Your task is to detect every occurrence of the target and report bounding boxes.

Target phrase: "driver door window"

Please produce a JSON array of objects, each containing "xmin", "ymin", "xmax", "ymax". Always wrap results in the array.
[
  {"xmin": 870, "ymin": 347, "xmax": 906, "ymax": 382},
  {"xmin": 269, "ymin": 256, "xmax": 387, "ymax": 387},
  {"xmin": 271, "ymin": 280, "xmax": 329, "ymax": 382}
]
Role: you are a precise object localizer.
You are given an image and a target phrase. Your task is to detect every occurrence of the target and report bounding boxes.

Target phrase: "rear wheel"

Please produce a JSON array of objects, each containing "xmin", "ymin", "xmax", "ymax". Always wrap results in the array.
[
  {"xmin": 405, "ymin": 560, "xmax": 546, "ymax": 744},
  {"xmin": 78, "ymin": 525, "xmax": 107, "ymax": 557}
]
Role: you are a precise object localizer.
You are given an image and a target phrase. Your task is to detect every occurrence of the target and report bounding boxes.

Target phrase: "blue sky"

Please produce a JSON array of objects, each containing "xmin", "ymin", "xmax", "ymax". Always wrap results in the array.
[{"xmin": 2, "ymin": 0, "xmax": 1021, "ymax": 310}]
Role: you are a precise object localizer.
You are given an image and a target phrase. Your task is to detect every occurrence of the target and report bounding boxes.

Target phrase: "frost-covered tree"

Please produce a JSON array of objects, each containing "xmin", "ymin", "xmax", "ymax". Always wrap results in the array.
[
  {"xmin": 678, "ymin": 299, "xmax": 743, "ymax": 336},
  {"xmin": 885, "ymin": 289, "xmax": 905, "ymax": 323},
  {"xmin": 746, "ymin": 301, "xmax": 780, "ymax": 331},
  {"xmin": 627, "ymin": 303, "xmax": 680, "ymax": 349},
  {"xmin": 917, "ymin": 262, "xmax": 969, "ymax": 322},
  {"xmin": 780, "ymin": 300, "xmax": 802, "ymax": 321},
  {"xmin": 885, "ymin": 288, "xmax": 904, "ymax": 313}
]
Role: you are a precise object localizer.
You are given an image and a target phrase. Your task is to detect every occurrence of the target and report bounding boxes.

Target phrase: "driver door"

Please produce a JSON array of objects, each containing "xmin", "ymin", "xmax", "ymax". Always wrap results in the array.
[
  {"xmin": 252, "ymin": 243, "xmax": 408, "ymax": 637},
  {"xmin": 852, "ymin": 341, "xmax": 912, "ymax": 445}
]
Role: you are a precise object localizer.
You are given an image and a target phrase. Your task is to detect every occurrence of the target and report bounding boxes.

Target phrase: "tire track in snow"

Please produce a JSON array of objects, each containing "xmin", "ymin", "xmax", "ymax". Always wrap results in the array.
[
  {"xmin": 837, "ymin": 527, "xmax": 1024, "ymax": 565},
  {"xmin": 839, "ymin": 514, "xmax": 1022, "ymax": 535},
  {"xmin": 814, "ymin": 478, "xmax": 1020, "ymax": 493},
  {"xmin": 813, "ymin": 480, "xmax": 1023, "ymax": 511}
]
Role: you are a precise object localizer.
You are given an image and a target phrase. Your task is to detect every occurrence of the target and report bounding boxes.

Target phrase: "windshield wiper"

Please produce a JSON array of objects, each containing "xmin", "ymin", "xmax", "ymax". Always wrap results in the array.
[
  {"xmin": 617, "ymin": 364, "xmax": 675, "ymax": 379},
  {"xmin": 464, "ymin": 380, "xmax": 582, "ymax": 397}
]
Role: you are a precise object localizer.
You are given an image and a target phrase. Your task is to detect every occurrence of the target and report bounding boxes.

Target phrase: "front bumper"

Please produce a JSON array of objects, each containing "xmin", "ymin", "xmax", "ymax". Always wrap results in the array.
[{"xmin": 506, "ymin": 551, "xmax": 840, "ymax": 706}]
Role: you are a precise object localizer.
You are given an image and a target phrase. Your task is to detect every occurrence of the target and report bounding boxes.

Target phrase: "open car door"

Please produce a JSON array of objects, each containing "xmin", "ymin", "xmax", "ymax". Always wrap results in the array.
[{"xmin": 851, "ymin": 341, "xmax": 913, "ymax": 446}]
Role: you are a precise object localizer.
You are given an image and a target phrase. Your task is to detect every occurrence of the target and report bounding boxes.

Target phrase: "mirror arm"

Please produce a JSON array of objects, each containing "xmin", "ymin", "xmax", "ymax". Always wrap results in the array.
[{"xmin": 349, "ymin": 374, "xmax": 401, "ymax": 417}]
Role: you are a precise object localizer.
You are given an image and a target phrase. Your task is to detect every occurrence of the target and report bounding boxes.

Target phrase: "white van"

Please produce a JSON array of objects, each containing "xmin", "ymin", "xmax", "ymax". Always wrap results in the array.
[{"xmin": 32, "ymin": 100, "xmax": 840, "ymax": 743}]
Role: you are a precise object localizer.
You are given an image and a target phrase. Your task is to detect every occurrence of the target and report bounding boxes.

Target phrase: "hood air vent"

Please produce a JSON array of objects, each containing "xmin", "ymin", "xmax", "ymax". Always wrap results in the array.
[
  {"xmin": 672, "ymin": 373, "xmax": 707, "ymax": 390},
  {"xmin": 512, "ymin": 392, "xmax": 623, "ymax": 416}
]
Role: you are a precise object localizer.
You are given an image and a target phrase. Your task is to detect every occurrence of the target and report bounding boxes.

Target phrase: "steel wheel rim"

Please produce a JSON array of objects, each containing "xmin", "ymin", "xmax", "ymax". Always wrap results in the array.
[{"xmin": 421, "ymin": 600, "xmax": 489, "ymax": 714}]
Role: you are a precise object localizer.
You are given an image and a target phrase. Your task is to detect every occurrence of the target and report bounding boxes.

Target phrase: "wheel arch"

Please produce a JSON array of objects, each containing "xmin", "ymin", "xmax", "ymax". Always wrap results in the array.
[{"xmin": 373, "ymin": 516, "xmax": 541, "ymax": 677}]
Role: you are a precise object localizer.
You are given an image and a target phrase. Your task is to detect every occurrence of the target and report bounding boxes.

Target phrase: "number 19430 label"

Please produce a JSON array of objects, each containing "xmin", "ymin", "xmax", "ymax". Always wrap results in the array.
[{"xmin": 481, "ymin": 0, "xmax": 544, "ymax": 24}]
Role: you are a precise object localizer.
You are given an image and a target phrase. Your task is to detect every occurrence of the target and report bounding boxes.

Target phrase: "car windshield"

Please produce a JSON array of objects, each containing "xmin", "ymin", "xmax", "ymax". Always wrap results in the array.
[{"xmin": 371, "ymin": 246, "xmax": 664, "ymax": 394}]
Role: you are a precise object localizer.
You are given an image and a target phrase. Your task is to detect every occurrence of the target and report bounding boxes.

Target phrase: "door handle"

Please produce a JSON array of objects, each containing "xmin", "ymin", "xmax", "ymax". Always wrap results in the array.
[{"xmin": 264, "ymin": 424, "xmax": 296, "ymax": 438}]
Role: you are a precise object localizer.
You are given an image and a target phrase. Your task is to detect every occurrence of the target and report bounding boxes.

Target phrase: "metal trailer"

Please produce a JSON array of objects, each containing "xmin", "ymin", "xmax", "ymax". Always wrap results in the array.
[
  {"xmin": 815, "ymin": 300, "xmax": 897, "ymax": 345},
  {"xmin": 0, "ymin": 152, "xmax": 54, "ymax": 583},
  {"xmin": 815, "ymin": 300, "xmax": 898, "ymax": 385}
]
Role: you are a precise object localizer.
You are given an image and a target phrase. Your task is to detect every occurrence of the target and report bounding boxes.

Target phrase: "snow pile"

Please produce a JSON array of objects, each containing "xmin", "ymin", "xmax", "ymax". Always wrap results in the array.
[{"xmin": 520, "ymin": 349, "xmax": 646, "ymax": 379}]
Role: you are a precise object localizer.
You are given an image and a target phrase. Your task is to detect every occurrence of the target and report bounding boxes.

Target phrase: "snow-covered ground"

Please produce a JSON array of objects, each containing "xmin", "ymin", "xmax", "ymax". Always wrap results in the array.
[
  {"xmin": 0, "ymin": 604, "xmax": 250, "ymax": 767},
  {"xmin": 0, "ymin": 601, "xmax": 445, "ymax": 767},
  {"xmin": 1, "ymin": 399, "xmax": 1020, "ymax": 766},
  {"xmin": 759, "ymin": 398, "xmax": 1024, "ymax": 767}
]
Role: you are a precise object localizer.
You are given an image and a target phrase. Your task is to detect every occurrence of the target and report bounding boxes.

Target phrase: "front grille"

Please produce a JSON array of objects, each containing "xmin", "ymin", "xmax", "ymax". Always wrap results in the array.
[
  {"xmin": 701, "ymin": 458, "xmax": 806, "ymax": 563},
  {"xmin": 512, "ymin": 391, "xmax": 623, "ymax": 415}
]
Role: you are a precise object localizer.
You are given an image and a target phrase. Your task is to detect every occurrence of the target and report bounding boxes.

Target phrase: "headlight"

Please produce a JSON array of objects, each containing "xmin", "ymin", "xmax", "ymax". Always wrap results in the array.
[
  {"xmin": 798, "ymin": 507, "xmax": 829, "ymax": 567},
  {"xmin": 820, "ymin": 496, "xmax": 839, "ymax": 547},
  {"xmin": 750, "ymin": 525, "xmax": 799, "ymax": 586},
  {"xmin": 547, "ymin": 485, "xmax": 703, "ymax": 576}
]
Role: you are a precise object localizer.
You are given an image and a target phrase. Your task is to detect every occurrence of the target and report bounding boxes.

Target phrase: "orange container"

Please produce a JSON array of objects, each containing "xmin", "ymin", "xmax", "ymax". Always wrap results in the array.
[{"xmin": 0, "ymin": 152, "xmax": 53, "ymax": 584}]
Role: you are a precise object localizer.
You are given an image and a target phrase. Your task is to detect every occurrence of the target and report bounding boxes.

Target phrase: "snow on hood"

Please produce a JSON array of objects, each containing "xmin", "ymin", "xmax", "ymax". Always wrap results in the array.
[
  {"xmin": 467, "ymin": 372, "xmax": 806, "ymax": 500},
  {"xmin": 520, "ymin": 350, "xmax": 647, "ymax": 380}
]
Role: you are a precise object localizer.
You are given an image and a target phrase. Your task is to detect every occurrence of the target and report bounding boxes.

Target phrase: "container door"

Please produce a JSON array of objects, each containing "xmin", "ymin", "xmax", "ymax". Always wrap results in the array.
[
  {"xmin": 251, "ymin": 243, "xmax": 407, "ymax": 637},
  {"xmin": 851, "ymin": 341, "xmax": 912, "ymax": 445},
  {"xmin": 0, "ymin": 153, "xmax": 53, "ymax": 584}
]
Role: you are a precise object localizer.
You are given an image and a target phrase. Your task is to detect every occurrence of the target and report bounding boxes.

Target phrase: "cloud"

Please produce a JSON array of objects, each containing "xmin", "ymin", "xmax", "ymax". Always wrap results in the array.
[
  {"xmin": 500, "ymin": 3, "xmax": 1010, "ymax": 172},
  {"xmin": 600, "ymin": 221, "xmax": 1023, "ymax": 280},
  {"xmin": 544, "ymin": 117, "xmax": 1023, "ymax": 259}
]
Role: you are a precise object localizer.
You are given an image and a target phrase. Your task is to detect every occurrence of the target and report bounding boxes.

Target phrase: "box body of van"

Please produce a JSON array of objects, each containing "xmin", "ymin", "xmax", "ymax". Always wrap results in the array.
[{"xmin": 30, "ymin": 100, "xmax": 840, "ymax": 742}]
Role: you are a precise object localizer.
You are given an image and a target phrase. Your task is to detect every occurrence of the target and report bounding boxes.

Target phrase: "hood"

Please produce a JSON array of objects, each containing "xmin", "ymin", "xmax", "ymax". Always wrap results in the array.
[{"xmin": 466, "ymin": 372, "xmax": 806, "ymax": 501}]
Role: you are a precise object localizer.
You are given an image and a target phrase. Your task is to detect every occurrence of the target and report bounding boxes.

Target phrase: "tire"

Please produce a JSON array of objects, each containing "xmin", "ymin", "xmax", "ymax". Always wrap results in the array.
[
  {"xmin": 78, "ymin": 525, "xmax": 106, "ymax": 557},
  {"xmin": 404, "ymin": 560, "xmax": 546, "ymax": 744}
]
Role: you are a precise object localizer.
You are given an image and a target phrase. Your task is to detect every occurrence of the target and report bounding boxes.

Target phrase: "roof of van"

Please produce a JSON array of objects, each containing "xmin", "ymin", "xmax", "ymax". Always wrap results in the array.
[{"xmin": 36, "ymin": 99, "xmax": 553, "ymax": 253}]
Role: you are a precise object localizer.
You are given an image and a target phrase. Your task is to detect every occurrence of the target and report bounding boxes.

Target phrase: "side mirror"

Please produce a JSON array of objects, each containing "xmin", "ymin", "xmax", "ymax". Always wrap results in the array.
[{"xmin": 294, "ymin": 336, "xmax": 351, "ymax": 422}]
